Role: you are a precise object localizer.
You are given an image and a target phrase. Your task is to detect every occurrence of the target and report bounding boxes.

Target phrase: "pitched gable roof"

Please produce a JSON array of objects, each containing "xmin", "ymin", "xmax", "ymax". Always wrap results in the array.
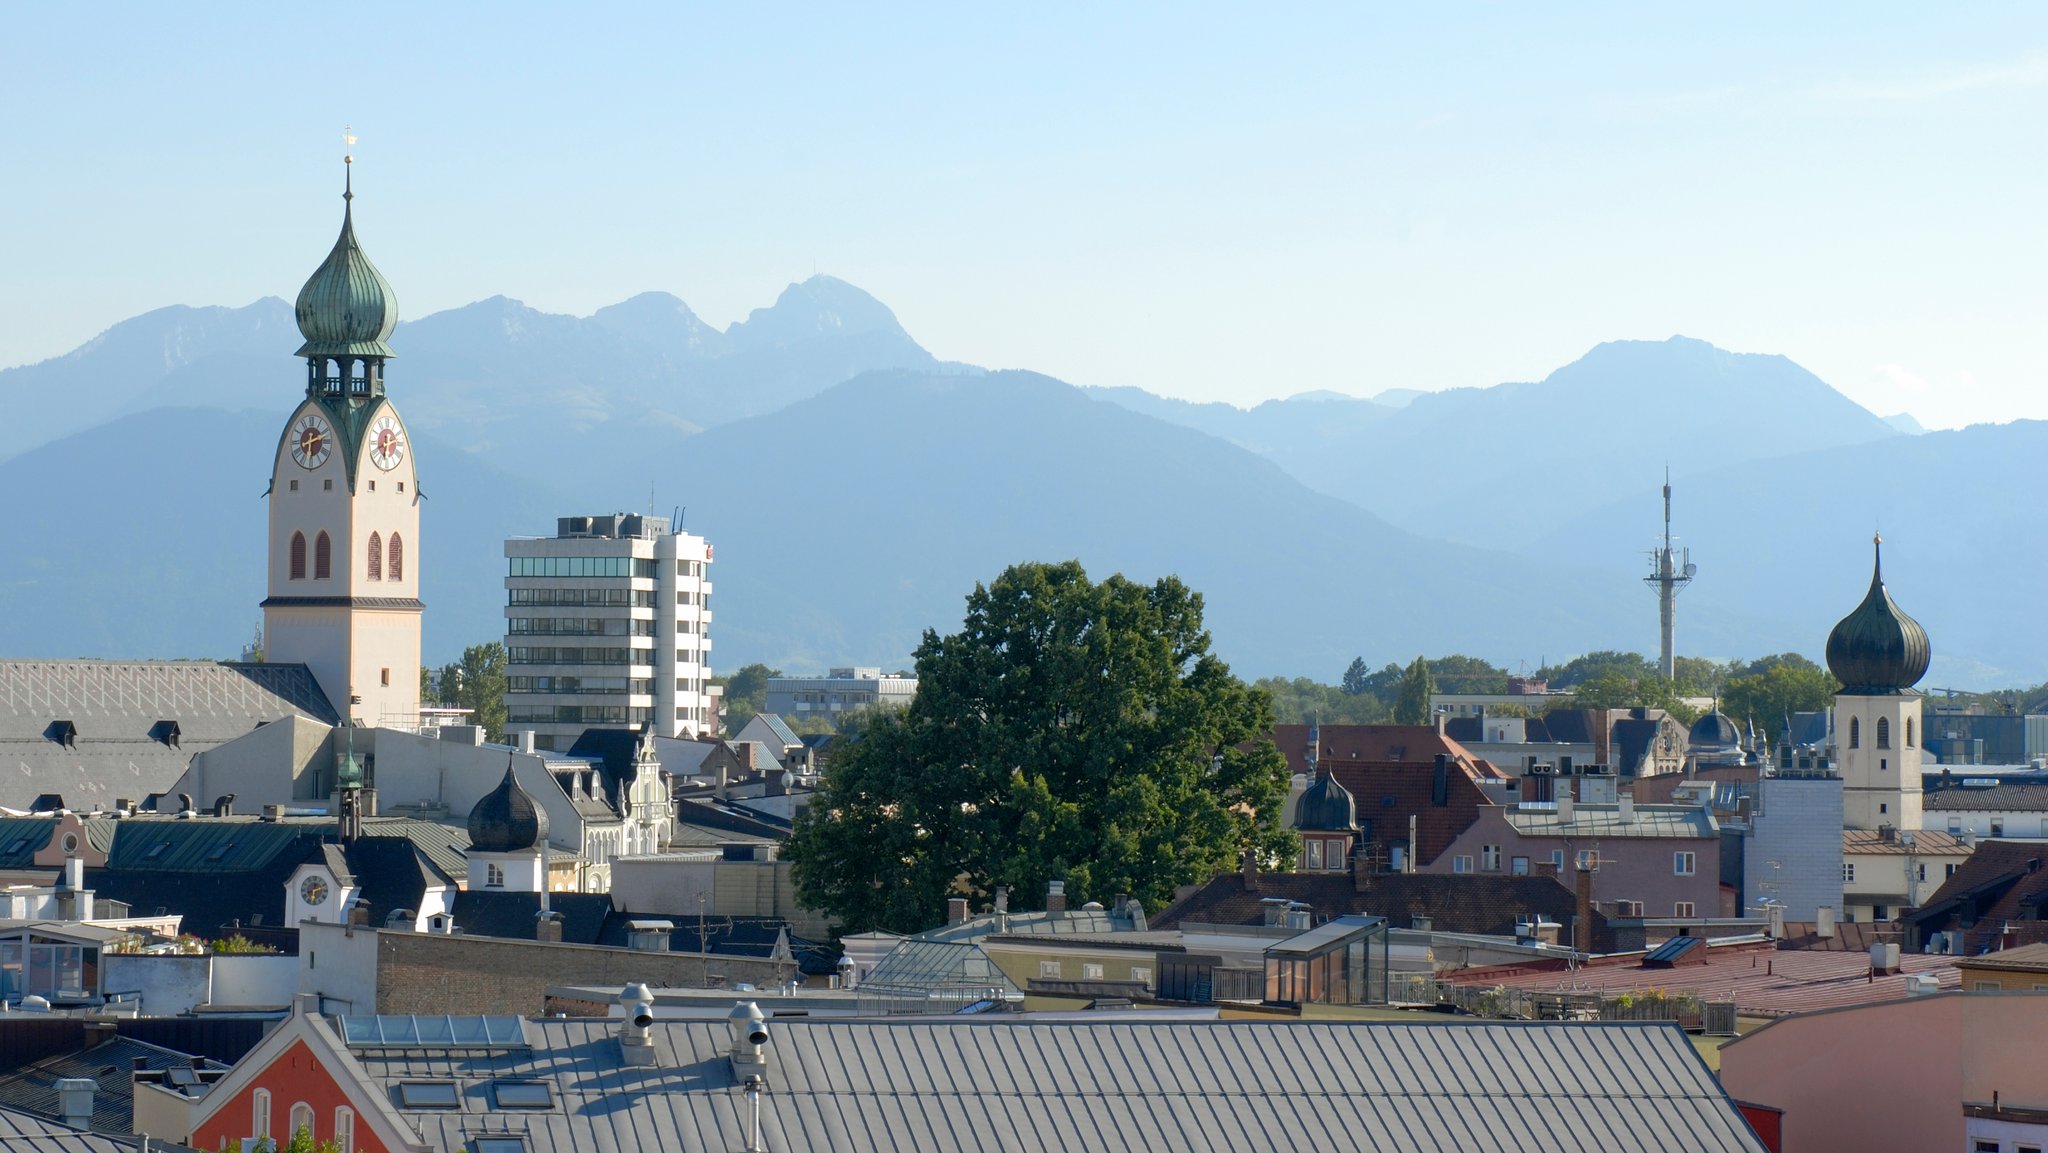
[
  {"xmin": 1151, "ymin": 871, "xmax": 1609, "ymax": 945},
  {"xmin": 1907, "ymin": 839, "xmax": 2048, "ymax": 953}
]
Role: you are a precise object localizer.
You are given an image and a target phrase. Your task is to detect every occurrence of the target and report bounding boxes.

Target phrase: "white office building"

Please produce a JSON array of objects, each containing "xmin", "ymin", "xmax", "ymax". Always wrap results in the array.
[{"xmin": 504, "ymin": 514, "xmax": 715, "ymax": 750}]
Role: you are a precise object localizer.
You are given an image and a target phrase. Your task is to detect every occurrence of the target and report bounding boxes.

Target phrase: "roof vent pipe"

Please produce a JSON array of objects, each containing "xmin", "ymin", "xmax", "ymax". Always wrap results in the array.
[
  {"xmin": 55, "ymin": 1078, "xmax": 94, "ymax": 1130},
  {"xmin": 728, "ymin": 1000, "xmax": 769, "ymax": 1084},
  {"xmin": 619, "ymin": 982, "xmax": 657, "ymax": 1066}
]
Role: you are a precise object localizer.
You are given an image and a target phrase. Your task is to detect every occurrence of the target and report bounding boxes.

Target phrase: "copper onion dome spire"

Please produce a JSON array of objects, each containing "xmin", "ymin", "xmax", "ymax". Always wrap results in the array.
[
  {"xmin": 1824, "ymin": 534, "xmax": 1931, "ymax": 696},
  {"xmin": 294, "ymin": 139, "xmax": 398, "ymax": 361}
]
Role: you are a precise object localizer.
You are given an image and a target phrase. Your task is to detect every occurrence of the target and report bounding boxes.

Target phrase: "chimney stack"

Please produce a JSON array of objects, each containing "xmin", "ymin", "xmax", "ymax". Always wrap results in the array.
[
  {"xmin": 55, "ymin": 1079, "xmax": 95, "ymax": 1131},
  {"xmin": 1618, "ymin": 793, "xmax": 1635, "ymax": 825},
  {"xmin": 1557, "ymin": 780, "xmax": 1576, "ymax": 824},
  {"xmin": 993, "ymin": 886, "xmax": 1009, "ymax": 915},
  {"xmin": 1045, "ymin": 880, "xmax": 1067, "ymax": 917},
  {"xmin": 1574, "ymin": 862, "xmax": 1594, "ymax": 953},
  {"xmin": 946, "ymin": 897, "xmax": 969, "ymax": 926},
  {"xmin": 1241, "ymin": 850, "xmax": 1260, "ymax": 889},
  {"xmin": 535, "ymin": 911, "xmax": 563, "ymax": 943}
]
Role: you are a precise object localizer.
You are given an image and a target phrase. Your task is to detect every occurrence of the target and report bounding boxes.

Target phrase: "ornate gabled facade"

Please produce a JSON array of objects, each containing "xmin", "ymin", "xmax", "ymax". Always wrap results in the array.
[{"xmin": 262, "ymin": 157, "xmax": 422, "ymax": 729}]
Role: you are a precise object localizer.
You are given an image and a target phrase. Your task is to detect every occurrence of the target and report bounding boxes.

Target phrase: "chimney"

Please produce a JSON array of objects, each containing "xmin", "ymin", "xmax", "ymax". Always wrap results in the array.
[
  {"xmin": 1284, "ymin": 903, "xmax": 1312, "ymax": 931},
  {"xmin": 54, "ymin": 1078, "xmax": 94, "ymax": 1130},
  {"xmin": 1241, "ymin": 850, "xmax": 1260, "ymax": 889},
  {"xmin": 1574, "ymin": 862, "xmax": 1594, "ymax": 953},
  {"xmin": 946, "ymin": 897, "xmax": 969, "ymax": 926},
  {"xmin": 516, "ymin": 731, "xmax": 537, "ymax": 755},
  {"xmin": 1431, "ymin": 754, "xmax": 1449, "ymax": 807},
  {"xmin": 347, "ymin": 901, "xmax": 371, "ymax": 931},
  {"xmin": 1434, "ymin": 711, "xmax": 1446, "ymax": 736},
  {"xmin": 1816, "ymin": 906, "xmax": 1837, "ymax": 939},
  {"xmin": 993, "ymin": 886, "xmax": 1009, "ymax": 915},
  {"xmin": 1045, "ymin": 880, "xmax": 1067, "ymax": 916},
  {"xmin": 1557, "ymin": 781, "xmax": 1576, "ymax": 824},
  {"xmin": 1410, "ymin": 915, "xmax": 1433, "ymax": 932},
  {"xmin": 534, "ymin": 910, "xmax": 563, "ymax": 943},
  {"xmin": 63, "ymin": 857, "xmax": 84, "ymax": 892},
  {"xmin": 1618, "ymin": 793, "xmax": 1635, "ymax": 825}
]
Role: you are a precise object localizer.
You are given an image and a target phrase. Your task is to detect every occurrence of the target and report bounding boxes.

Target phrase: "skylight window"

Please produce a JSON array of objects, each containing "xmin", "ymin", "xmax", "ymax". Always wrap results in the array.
[
  {"xmin": 473, "ymin": 1139, "xmax": 526, "ymax": 1153},
  {"xmin": 144, "ymin": 840, "xmax": 171, "ymax": 860},
  {"xmin": 204, "ymin": 842, "xmax": 233, "ymax": 863},
  {"xmin": 491, "ymin": 1081, "xmax": 552, "ymax": 1109},
  {"xmin": 397, "ymin": 1082, "xmax": 461, "ymax": 1109},
  {"xmin": 1, "ymin": 839, "xmax": 27, "ymax": 856}
]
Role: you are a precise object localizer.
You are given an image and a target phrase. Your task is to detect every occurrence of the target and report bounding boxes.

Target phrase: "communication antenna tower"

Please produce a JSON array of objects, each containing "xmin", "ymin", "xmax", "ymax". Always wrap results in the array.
[{"xmin": 1643, "ymin": 470, "xmax": 1697, "ymax": 681}]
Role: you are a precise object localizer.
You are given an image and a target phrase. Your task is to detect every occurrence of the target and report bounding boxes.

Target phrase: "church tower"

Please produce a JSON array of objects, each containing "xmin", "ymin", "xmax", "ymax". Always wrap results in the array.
[
  {"xmin": 262, "ymin": 156, "xmax": 422, "ymax": 727},
  {"xmin": 1826, "ymin": 536, "xmax": 1929, "ymax": 831}
]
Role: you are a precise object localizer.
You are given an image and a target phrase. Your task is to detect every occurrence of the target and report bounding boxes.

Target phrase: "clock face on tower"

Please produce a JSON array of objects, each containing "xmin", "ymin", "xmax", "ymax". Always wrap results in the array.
[
  {"xmin": 369, "ymin": 414, "xmax": 406, "ymax": 471},
  {"xmin": 290, "ymin": 412, "xmax": 334, "ymax": 470},
  {"xmin": 300, "ymin": 875, "xmax": 329, "ymax": 906}
]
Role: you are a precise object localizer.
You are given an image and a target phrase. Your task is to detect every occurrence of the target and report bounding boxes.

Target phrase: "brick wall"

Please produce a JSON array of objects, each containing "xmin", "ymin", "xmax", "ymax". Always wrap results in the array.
[{"xmin": 372, "ymin": 932, "xmax": 793, "ymax": 1015}]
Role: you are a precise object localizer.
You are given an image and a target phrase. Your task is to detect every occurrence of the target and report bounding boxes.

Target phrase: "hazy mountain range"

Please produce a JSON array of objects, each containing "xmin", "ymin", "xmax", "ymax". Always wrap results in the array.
[{"xmin": 1, "ymin": 278, "xmax": 2040, "ymax": 688}]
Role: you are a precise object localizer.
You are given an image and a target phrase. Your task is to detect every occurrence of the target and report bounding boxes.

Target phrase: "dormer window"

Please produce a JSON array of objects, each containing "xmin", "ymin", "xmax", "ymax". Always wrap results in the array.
[
  {"xmin": 149, "ymin": 720, "xmax": 181, "ymax": 748},
  {"xmin": 45, "ymin": 721, "xmax": 77, "ymax": 749}
]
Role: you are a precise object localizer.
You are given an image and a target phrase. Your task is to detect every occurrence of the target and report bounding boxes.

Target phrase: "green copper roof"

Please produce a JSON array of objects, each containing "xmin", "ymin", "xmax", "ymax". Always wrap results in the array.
[{"xmin": 295, "ymin": 181, "xmax": 398, "ymax": 360}]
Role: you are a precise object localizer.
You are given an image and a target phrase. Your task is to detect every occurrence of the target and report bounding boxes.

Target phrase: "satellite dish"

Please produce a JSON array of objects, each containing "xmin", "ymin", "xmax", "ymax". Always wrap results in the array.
[{"xmin": 1683, "ymin": 563, "xmax": 1698, "ymax": 579}]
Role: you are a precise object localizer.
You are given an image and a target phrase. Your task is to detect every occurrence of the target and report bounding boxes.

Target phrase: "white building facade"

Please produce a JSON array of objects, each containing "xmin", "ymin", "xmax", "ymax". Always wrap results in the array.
[{"xmin": 504, "ymin": 514, "xmax": 715, "ymax": 750}]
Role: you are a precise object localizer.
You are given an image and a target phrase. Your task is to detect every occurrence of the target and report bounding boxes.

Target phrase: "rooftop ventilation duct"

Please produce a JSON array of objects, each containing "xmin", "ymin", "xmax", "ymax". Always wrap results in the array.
[
  {"xmin": 619, "ymin": 982, "xmax": 657, "ymax": 1066},
  {"xmin": 728, "ymin": 1000, "xmax": 769, "ymax": 1084}
]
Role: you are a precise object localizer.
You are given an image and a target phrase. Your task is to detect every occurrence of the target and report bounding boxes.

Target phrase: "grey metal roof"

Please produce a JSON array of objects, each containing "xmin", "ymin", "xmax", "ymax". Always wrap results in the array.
[
  {"xmin": 0, "ymin": 661, "xmax": 337, "ymax": 811},
  {"xmin": 0, "ymin": 1101, "xmax": 182, "ymax": 1150},
  {"xmin": 339, "ymin": 1017, "xmax": 1764, "ymax": 1153},
  {"xmin": 1504, "ymin": 804, "xmax": 1718, "ymax": 839},
  {"xmin": 0, "ymin": 1036, "xmax": 217, "ymax": 1135}
]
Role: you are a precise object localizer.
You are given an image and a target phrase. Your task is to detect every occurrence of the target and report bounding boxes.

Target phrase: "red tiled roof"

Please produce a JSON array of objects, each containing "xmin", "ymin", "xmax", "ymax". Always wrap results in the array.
[
  {"xmin": 1444, "ymin": 940, "xmax": 1959, "ymax": 1017},
  {"xmin": 1276, "ymin": 724, "xmax": 1500, "ymax": 778}
]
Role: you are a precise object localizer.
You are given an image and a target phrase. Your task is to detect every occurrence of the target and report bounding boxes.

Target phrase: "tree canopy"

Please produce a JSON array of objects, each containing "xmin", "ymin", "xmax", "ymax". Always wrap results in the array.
[
  {"xmin": 1720, "ymin": 662, "xmax": 1839, "ymax": 731},
  {"xmin": 1393, "ymin": 656, "xmax": 1437, "ymax": 725},
  {"xmin": 428, "ymin": 643, "xmax": 508, "ymax": 741},
  {"xmin": 716, "ymin": 662, "xmax": 783, "ymax": 733},
  {"xmin": 1257, "ymin": 676, "xmax": 1389, "ymax": 725},
  {"xmin": 784, "ymin": 561, "xmax": 1294, "ymax": 934}
]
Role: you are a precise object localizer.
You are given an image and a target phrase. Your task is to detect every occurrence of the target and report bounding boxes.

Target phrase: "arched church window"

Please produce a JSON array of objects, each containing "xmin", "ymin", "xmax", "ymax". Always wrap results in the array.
[
  {"xmin": 1906, "ymin": 717, "xmax": 1915, "ymax": 747},
  {"xmin": 1876, "ymin": 717, "xmax": 1891, "ymax": 749},
  {"xmin": 1848, "ymin": 717, "xmax": 1860, "ymax": 749},
  {"xmin": 290, "ymin": 532, "xmax": 307, "ymax": 580},
  {"xmin": 367, "ymin": 533, "xmax": 383, "ymax": 581},
  {"xmin": 315, "ymin": 532, "xmax": 332, "ymax": 580},
  {"xmin": 388, "ymin": 533, "xmax": 403, "ymax": 581}
]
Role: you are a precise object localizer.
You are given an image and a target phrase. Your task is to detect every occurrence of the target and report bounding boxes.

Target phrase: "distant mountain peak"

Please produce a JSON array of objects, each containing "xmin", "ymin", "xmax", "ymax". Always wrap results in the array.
[{"xmin": 725, "ymin": 275, "xmax": 913, "ymax": 349}]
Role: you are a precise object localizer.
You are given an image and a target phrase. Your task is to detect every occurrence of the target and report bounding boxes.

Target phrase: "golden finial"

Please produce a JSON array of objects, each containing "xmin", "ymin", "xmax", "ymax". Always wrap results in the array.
[
  {"xmin": 342, "ymin": 125, "xmax": 357, "ymax": 201},
  {"xmin": 343, "ymin": 124, "xmax": 357, "ymax": 165}
]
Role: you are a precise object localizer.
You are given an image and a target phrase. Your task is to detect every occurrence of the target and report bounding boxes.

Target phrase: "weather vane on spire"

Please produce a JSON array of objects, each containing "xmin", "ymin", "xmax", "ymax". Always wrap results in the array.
[{"xmin": 344, "ymin": 124, "xmax": 357, "ymax": 164}]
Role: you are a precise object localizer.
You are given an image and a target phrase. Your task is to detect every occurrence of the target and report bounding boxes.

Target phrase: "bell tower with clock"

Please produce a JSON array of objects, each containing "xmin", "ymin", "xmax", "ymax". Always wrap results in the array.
[{"xmin": 261, "ymin": 154, "xmax": 422, "ymax": 728}]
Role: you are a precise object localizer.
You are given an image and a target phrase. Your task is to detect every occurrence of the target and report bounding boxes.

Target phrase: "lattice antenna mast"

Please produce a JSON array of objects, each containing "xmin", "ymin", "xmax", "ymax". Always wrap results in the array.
[{"xmin": 1643, "ymin": 470, "xmax": 1697, "ymax": 681}]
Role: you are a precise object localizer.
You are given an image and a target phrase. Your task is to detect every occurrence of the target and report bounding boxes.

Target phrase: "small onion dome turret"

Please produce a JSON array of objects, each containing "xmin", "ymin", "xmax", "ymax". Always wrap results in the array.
[
  {"xmin": 1825, "ymin": 536, "xmax": 1931, "ymax": 696},
  {"xmin": 1294, "ymin": 770, "xmax": 1358, "ymax": 832},
  {"xmin": 467, "ymin": 762, "xmax": 549, "ymax": 853},
  {"xmin": 1689, "ymin": 709, "xmax": 1741, "ymax": 750},
  {"xmin": 294, "ymin": 174, "xmax": 398, "ymax": 360}
]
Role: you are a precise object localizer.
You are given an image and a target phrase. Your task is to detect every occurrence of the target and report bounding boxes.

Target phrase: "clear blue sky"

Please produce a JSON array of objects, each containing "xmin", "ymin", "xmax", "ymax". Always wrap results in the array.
[{"xmin": 6, "ymin": 4, "xmax": 2046, "ymax": 429}]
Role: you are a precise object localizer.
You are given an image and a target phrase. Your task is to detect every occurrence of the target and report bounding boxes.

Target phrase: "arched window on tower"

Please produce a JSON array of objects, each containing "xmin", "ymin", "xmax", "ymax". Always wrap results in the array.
[
  {"xmin": 1849, "ymin": 717, "xmax": 1860, "ymax": 749},
  {"xmin": 367, "ymin": 532, "xmax": 383, "ymax": 581},
  {"xmin": 388, "ymin": 533, "xmax": 403, "ymax": 581},
  {"xmin": 1877, "ymin": 717, "xmax": 1891, "ymax": 749},
  {"xmin": 315, "ymin": 532, "xmax": 332, "ymax": 580},
  {"xmin": 1906, "ymin": 717, "xmax": 1915, "ymax": 748},
  {"xmin": 290, "ymin": 532, "xmax": 307, "ymax": 580}
]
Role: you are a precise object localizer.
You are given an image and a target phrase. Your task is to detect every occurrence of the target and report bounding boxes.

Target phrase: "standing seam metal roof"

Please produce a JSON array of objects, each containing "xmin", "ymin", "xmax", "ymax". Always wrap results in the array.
[{"xmin": 340, "ymin": 1018, "xmax": 1764, "ymax": 1153}]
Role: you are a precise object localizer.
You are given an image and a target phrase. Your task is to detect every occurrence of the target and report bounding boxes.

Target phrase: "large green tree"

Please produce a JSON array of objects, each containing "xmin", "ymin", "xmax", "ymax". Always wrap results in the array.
[
  {"xmin": 1555, "ymin": 670, "xmax": 1700, "ymax": 725},
  {"xmin": 1341, "ymin": 657, "xmax": 1372, "ymax": 696},
  {"xmin": 1721, "ymin": 663, "xmax": 1839, "ymax": 732},
  {"xmin": 715, "ymin": 662, "xmax": 782, "ymax": 733},
  {"xmin": 450, "ymin": 642, "xmax": 508, "ymax": 741},
  {"xmin": 1393, "ymin": 656, "xmax": 1437, "ymax": 725},
  {"xmin": 1256, "ymin": 676, "xmax": 1389, "ymax": 725},
  {"xmin": 785, "ymin": 561, "xmax": 1294, "ymax": 934}
]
